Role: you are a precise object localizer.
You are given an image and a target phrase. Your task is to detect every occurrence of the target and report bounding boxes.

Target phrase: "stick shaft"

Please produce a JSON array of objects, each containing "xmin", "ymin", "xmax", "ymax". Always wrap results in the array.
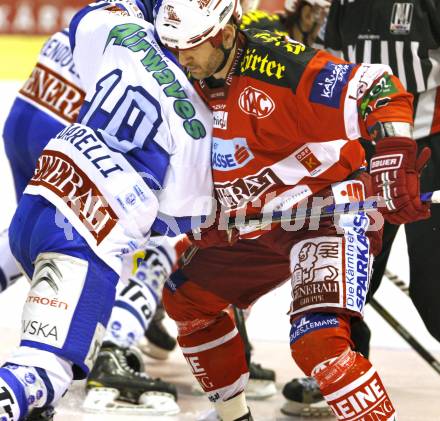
[
  {"xmin": 228, "ymin": 190, "xmax": 440, "ymax": 230},
  {"xmin": 370, "ymin": 298, "xmax": 440, "ymax": 375}
]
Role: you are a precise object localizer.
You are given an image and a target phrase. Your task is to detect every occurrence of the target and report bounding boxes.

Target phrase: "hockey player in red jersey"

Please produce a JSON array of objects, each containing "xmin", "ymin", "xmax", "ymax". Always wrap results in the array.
[
  {"xmin": 155, "ymin": 0, "xmax": 430, "ymax": 419},
  {"xmin": 240, "ymin": 0, "xmax": 330, "ymax": 45}
]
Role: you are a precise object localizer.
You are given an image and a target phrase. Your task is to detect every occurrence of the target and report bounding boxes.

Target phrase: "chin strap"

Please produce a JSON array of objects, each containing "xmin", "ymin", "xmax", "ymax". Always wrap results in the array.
[{"xmin": 211, "ymin": 25, "xmax": 239, "ymax": 75}]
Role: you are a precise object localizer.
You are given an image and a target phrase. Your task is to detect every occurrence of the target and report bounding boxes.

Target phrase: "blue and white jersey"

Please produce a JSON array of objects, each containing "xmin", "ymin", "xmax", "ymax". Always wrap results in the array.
[
  {"xmin": 3, "ymin": 29, "xmax": 85, "ymax": 197},
  {"xmin": 23, "ymin": 1, "xmax": 213, "ymax": 277}
]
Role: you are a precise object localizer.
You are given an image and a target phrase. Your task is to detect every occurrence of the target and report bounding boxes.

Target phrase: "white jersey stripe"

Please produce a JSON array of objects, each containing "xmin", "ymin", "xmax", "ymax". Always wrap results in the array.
[
  {"xmin": 414, "ymin": 89, "xmax": 437, "ymax": 139},
  {"xmin": 180, "ymin": 328, "xmax": 239, "ymax": 354},
  {"xmin": 363, "ymin": 40, "xmax": 371, "ymax": 64},
  {"xmin": 206, "ymin": 373, "xmax": 250, "ymax": 403},
  {"xmin": 323, "ymin": 366, "xmax": 377, "ymax": 401},
  {"xmin": 395, "ymin": 41, "xmax": 407, "ymax": 89},
  {"xmin": 411, "ymin": 41, "xmax": 425, "ymax": 93},
  {"xmin": 380, "ymin": 41, "xmax": 389, "ymax": 67}
]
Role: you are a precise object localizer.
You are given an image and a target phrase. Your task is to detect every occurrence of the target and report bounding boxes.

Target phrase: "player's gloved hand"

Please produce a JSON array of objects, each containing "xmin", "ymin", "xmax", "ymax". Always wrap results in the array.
[
  {"xmin": 370, "ymin": 136, "xmax": 431, "ymax": 224},
  {"xmin": 187, "ymin": 224, "xmax": 239, "ymax": 249}
]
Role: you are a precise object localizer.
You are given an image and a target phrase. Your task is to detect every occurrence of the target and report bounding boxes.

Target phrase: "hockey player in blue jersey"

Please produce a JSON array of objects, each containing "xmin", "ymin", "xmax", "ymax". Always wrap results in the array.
[
  {"xmin": 0, "ymin": 8, "xmax": 186, "ymax": 416},
  {"xmin": 0, "ymin": 1, "xmax": 214, "ymax": 419},
  {"xmin": 0, "ymin": 28, "xmax": 84, "ymax": 292}
]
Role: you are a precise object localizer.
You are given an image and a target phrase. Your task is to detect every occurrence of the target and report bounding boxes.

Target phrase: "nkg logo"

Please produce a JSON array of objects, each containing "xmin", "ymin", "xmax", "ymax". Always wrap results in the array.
[{"xmin": 238, "ymin": 86, "xmax": 275, "ymax": 118}]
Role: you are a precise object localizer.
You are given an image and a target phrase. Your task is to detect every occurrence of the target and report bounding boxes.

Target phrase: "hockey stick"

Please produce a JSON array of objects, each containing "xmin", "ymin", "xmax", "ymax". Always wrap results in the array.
[
  {"xmin": 384, "ymin": 268, "xmax": 410, "ymax": 296},
  {"xmin": 380, "ymin": 269, "xmax": 440, "ymax": 376},
  {"xmin": 370, "ymin": 298, "xmax": 440, "ymax": 375},
  {"xmin": 227, "ymin": 190, "xmax": 440, "ymax": 230},
  {"xmin": 232, "ymin": 306, "xmax": 252, "ymax": 366}
]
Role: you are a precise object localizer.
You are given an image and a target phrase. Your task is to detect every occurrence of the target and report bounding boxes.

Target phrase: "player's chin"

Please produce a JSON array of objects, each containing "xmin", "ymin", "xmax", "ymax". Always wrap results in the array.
[{"xmin": 188, "ymin": 69, "xmax": 205, "ymax": 80}]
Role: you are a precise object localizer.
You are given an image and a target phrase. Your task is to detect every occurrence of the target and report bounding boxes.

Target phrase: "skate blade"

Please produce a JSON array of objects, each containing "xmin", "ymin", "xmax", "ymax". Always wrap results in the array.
[
  {"xmin": 83, "ymin": 387, "xmax": 180, "ymax": 416},
  {"xmin": 191, "ymin": 379, "xmax": 276, "ymax": 400},
  {"xmin": 246, "ymin": 379, "xmax": 277, "ymax": 400},
  {"xmin": 281, "ymin": 399, "xmax": 334, "ymax": 418},
  {"xmin": 139, "ymin": 339, "xmax": 172, "ymax": 360},
  {"xmin": 196, "ymin": 408, "xmax": 220, "ymax": 421}
]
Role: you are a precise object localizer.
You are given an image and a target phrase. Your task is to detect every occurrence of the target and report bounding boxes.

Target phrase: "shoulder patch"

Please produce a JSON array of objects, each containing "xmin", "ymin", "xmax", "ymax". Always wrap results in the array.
[
  {"xmin": 309, "ymin": 61, "xmax": 355, "ymax": 108},
  {"xmin": 241, "ymin": 10, "xmax": 281, "ymax": 30}
]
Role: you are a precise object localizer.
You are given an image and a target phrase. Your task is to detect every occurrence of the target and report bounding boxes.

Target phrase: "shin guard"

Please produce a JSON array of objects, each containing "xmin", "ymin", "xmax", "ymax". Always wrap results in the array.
[
  {"xmin": 291, "ymin": 314, "xmax": 396, "ymax": 420},
  {"xmin": 314, "ymin": 350, "xmax": 396, "ymax": 420},
  {"xmin": 177, "ymin": 312, "xmax": 249, "ymax": 404}
]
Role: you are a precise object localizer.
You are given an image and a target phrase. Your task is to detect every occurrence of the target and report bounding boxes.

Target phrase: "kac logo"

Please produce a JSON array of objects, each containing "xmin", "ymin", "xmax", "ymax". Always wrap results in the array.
[{"xmin": 238, "ymin": 86, "xmax": 275, "ymax": 118}]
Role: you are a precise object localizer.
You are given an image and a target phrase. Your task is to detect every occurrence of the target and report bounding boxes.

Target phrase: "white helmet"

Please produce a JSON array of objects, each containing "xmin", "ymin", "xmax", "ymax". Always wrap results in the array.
[
  {"xmin": 285, "ymin": 0, "xmax": 331, "ymax": 14},
  {"xmin": 156, "ymin": 0, "xmax": 242, "ymax": 50},
  {"xmin": 240, "ymin": 0, "xmax": 260, "ymax": 13}
]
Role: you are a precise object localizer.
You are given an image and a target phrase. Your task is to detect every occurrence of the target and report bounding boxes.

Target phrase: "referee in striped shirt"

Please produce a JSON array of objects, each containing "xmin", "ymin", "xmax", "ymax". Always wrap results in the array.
[{"xmin": 323, "ymin": 0, "xmax": 440, "ymax": 342}]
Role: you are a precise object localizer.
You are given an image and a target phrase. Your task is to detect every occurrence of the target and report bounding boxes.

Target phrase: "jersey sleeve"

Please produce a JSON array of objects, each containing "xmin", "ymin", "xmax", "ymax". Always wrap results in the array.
[
  {"xmin": 68, "ymin": 2, "xmax": 176, "ymax": 152},
  {"xmin": 290, "ymin": 49, "xmax": 413, "ymax": 142},
  {"xmin": 67, "ymin": 1, "xmax": 213, "ymax": 221}
]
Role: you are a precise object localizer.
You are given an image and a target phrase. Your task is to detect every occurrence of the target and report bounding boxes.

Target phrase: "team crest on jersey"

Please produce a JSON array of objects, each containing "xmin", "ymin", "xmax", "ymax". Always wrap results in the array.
[
  {"xmin": 238, "ymin": 86, "xmax": 275, "ymax": 118},
  {"xmin": 390, "ymin": 3, "xmax": 413, "ymax": 35}
]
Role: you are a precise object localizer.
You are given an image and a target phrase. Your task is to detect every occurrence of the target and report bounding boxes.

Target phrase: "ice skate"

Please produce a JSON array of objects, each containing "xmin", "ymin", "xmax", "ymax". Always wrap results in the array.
[
  {"xmin": 281, "ymin": 377, "xmax": 333, "ymax": 417},
  {"xmin": 24, "ymin": 406, "xmax": 55, "ymax": 421},
  {"xmin": 140, "ymin": 306, "xmax": 177, "ymax": 360},
  {"xmin": 245, "ymin": 362, "xmax": 277, "ymax": 400},
  {"xmin": 197, "ymin": 408, "xmax": 254, "ymax": 421},
  {"xmin": 83, "ymin": 342, "xmax": 179, "ymax": 415}
]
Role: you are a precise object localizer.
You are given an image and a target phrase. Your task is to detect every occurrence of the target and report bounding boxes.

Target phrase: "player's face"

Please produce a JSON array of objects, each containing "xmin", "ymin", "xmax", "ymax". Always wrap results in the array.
[
  {"xmin": 300, "ymin": 4, "xmax": 320, "ymax": 32},
  {"xmin": 178, "ymin": 42, "xmax": 224, "ymax": 80}
]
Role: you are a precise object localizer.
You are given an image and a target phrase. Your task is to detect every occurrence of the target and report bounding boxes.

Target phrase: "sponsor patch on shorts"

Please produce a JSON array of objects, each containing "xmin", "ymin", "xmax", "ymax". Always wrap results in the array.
[
  {"xmin": 290, "ymin": 237, "xmax": 343, "ymax": 314},
  {"xmin": 290, "ymin": 313, "xmax": 339, "ymax": 345}
]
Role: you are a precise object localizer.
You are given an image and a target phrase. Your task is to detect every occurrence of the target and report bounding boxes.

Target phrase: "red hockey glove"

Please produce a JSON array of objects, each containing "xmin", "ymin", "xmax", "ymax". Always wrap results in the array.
[
  {"xmin": 370, "ymin": 136, "xmax": 431, "ymax": 225},
  {"xmin": 187, "ymin": 224, "xmax": 239, "ymax": 249}
]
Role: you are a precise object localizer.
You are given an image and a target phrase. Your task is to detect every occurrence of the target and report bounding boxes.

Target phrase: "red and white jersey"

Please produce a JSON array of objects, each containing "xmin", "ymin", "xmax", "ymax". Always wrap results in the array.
[
  {"xmin": 322, "ymin": 0, "xmax": 440, "ymax": 140},
  {"xmin": 194, "ymin": 30, "xmax": 413, "ymax": 222}
]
